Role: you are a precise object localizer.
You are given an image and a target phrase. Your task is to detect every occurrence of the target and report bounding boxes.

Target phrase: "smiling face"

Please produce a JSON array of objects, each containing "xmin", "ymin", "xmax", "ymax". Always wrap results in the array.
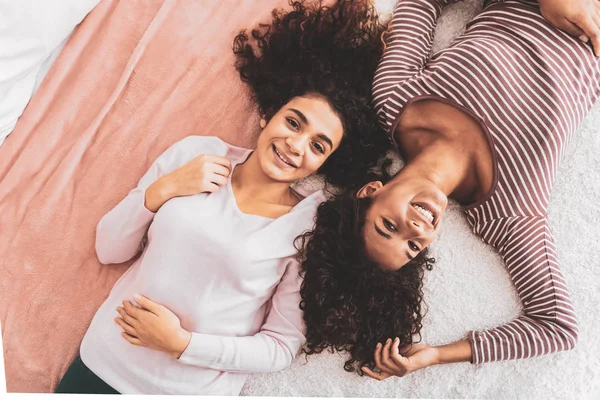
[
  {"xmin": 358, "ymin": 173, "xmax": 449, "ymax": 270},
  {"xmin": 255, "ymin": 95, "xmax": 344, "ymax": 183}
]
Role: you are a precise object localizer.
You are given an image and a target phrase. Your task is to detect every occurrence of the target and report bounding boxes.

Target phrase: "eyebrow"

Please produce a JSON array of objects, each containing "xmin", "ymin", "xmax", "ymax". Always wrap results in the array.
[
  {"xmin": 374, "ymin": 222, "xmax": 391, "ymax": 239},
  {"xmin": 374, "ymin": 222, "xmax": 414, "ymax": 261},
  {"xmin": 289, "ymin": 108, "xmax": 334, "ymax": 150}
]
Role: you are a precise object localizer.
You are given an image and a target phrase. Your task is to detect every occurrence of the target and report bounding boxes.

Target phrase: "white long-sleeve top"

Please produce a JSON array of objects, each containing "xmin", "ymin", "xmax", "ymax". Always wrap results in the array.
[{"xmin": 80, "ymin": 136, "xmax": 325, "ymax": 395}]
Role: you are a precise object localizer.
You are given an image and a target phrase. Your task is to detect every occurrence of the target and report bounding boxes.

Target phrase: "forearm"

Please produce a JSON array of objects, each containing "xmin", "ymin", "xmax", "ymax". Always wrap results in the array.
[
  {"xmin": 177, "ymin": 331, "xmax": 302, "ymax": 373},
  {"xmin": 95, "ymin": 188, "xmax": 156, "ymax": 264},
  {"xmin": 144, "ymin": 176, "xmax": 176, "ymax": 212},
  {"xmin": 434, "ymin": 338, "xmax": 472, "ymax": 364},
  {"xmin": 469, "ymin": 217, "xmax": 579, "ymax": 364}
]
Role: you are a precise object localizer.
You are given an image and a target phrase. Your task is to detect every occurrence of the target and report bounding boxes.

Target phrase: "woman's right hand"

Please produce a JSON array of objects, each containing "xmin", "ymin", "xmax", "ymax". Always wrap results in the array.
[{"xmin": 144, "ymin": 154, "xmax": 231, "ymax": 212}]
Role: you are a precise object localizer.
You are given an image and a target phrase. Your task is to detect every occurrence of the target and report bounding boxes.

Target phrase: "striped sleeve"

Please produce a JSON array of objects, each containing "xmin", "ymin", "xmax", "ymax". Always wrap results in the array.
[
  {"xmin": 468, "ymin": 216, "xmax": 578, "ymax": 364},
  {"xmin": 372, "ymin": 0, "xmax": 468, "ymax": 128},
  {"xmin": 372, "ymin": 0, "xmax": 451, "ymax": 119}
]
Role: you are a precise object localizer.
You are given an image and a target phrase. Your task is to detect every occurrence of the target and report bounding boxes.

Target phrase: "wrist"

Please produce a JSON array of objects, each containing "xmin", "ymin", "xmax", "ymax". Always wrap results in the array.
[
  {"xmin": 145, "ymin": 177, "xmax": 173, "ymax": 212},
  {"xmin": 171, "ymin": 329, "xmax": 192, "ymax": 359},
  {"xmin": 434, "ymin": 339, "xmax": 472, "ymax": 365},
  {"xmin": 431, "ymin": 346, "xmax": 443, "ymax": 366}
]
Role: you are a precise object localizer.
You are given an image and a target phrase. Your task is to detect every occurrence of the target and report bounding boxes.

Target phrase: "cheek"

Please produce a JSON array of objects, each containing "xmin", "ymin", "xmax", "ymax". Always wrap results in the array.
[{"xmin": 301, "ymin": 154, "xmax": 326, "ymax": 173}]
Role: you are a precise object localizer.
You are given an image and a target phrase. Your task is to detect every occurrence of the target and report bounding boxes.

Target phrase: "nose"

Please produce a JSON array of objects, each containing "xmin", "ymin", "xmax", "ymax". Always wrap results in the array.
[
  {"xmin": 407, "ymin": 218, "xmax": 425, "ymax": 236},
  {"xmin": 285, "ymin": 135, "xmax": 306, "ymax": 156}
]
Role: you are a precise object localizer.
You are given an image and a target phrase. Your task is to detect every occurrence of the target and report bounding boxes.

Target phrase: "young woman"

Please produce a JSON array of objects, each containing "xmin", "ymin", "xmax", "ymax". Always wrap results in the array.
[
  {"xmin": 298, "ymin": 0, "xmax": 599, "ymax": 377},
  {"xmin": 54, "ymin": 0, "xmax": 389, "ymax": 394}
]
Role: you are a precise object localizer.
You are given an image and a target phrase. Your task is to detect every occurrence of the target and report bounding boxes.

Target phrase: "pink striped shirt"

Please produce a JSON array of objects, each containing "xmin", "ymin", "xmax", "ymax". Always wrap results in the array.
[{"xmin": 373, "ymin": 0, "xmax": 600, "ymax": 364}]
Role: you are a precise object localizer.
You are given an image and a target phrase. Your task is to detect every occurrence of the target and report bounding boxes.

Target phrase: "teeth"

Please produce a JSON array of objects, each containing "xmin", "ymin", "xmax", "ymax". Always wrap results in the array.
[
  {"xmin": 274, "ymin": 146, "xmax": 295, "ymax": 167},
  {"xmin": 414, "ymin": 204, "xmax": 434, "ymax": 223}
]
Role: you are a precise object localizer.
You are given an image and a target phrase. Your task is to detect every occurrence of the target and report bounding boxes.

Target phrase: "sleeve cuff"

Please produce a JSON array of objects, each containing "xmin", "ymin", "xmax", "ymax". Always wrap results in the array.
[
  {"xmin": 467, "ymin": 331, "xmax": 480, "ymax": 365},
  {"xmin": 177, "ymin": 333, "xmax": 223, "ymax": 367}
]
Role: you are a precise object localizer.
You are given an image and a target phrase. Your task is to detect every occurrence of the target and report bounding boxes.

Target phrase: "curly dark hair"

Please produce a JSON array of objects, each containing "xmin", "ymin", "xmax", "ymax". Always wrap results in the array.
[
  {"xmin": 233, "ymin": 0, "xmax": 392, "ymax": 188},
  {"xmin": 295, "ymin": 164, "xmax": 435, "ymax": 374}
]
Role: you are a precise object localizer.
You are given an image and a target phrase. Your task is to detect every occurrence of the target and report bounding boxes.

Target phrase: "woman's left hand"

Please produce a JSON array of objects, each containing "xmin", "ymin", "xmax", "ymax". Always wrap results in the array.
[
  {"xmin": 361, "ymin": 338, "xmax": 439, "ymax": 380},
  {"xmin": 538, "ymin": 0, "xmax": 600, "ymax": 56},
  {"xmin": 115, "ymin": 294, "xmax": 192, "ymax": 359}
]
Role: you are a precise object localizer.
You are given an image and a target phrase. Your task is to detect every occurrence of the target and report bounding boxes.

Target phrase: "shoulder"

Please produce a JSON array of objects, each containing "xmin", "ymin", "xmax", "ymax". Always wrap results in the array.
[
  {"xmin": 170, "ymin": 136, "xmax": 231, "ymax": 157},
  {"xmin": 162, "ymin": 136, "xmax": 251, "ymax": 163},
  {"xmin": 286, "ymin": 190, "xmax": 326, "ymax": 228}
]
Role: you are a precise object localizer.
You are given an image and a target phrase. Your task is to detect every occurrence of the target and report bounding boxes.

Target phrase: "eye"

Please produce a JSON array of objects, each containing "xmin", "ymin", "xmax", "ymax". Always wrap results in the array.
[
  {"xmin": 383, "ymin": 218, "xmax": 397, "ymax": 232},
  {"xmin": 286, "ymin": 117, "xmax": 299, "ymax": 131},
  {"xmin": 312, "ymin": 142, "xmax": 325, "ymax": 154},
  {"xmin": 408, "ymin": 241, "xmax": 420, "ymax": 252}
]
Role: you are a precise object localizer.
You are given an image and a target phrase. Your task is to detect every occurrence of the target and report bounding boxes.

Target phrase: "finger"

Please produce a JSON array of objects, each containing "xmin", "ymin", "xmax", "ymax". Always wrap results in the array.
[
  {"xmin": 593, "ymin": 11, "xmax": 600, "ymax": 36},
  {"xmin": 121, "ymin": 332, "xmax": 143, "ymax": 346},
  {"xmin": 549, "ymin": 16, "xmax": 585, "ymax": 38},
  {"xmin": 203, "ymin": 183, "xmax": 221, "ymax": 193},
  {"xmin": 122, "ymin": 300, "xmax": 142, "ymax": 318},
  {"xmin": 390, "ymin": 338, "xmax": 410, "ymax": 370},
  {"xmin": 116, "ymin": 306, "xmax": 137, "ymax": 326},
  {"xmin": 373, "ymin": 342, "xmax": 386, "ymax": 372},
  {"xmin": 114, "ymin": 317, "xmax": 137, "ymax": 336},
  {"xmin": 132, "ymin": 294, "xmax": 160, "ymax": 314},
  {"xmin": 210, "ymin": 163, "xmax": 231, "ymax": 178},
  {"xmin": 209, "ymin": 173, "xmax": 228, "ymax": 187},
  {"xmin": 361, "ymin": 367, "xmax": 391, "ymax": 381},
  {"xmin": 572, "ymin": 14, "xmax": 600, "ymax": 55},
  {"xmin": 203, "ymin": 155, "xmax": 232, "ymax": 170},
  {"xmin": 379, "ymin": 338, "xmax": 397, "ymax": 372}
]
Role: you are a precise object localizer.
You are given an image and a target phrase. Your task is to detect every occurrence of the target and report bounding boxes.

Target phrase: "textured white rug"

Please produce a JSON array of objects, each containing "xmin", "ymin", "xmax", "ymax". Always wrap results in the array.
[{"xmin": 241, "ymin": 1, "xmax": 600, "ymax": 398}]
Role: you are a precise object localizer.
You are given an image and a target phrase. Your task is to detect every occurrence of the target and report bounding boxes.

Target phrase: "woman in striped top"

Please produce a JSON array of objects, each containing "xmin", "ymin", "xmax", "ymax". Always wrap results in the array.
[{"xmin": 298, "ymin": 0, "xmax": 600, "ymax": 378}]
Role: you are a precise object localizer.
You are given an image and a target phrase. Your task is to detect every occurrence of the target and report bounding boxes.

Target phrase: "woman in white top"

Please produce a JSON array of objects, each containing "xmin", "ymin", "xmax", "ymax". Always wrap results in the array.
[{"xmin": 54, "ymin": 0, "xmax": 390, "ymax": 395}]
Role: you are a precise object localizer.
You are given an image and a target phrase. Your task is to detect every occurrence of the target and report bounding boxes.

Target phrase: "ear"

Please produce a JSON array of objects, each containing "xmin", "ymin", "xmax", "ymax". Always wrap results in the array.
[
  {"xmin": 259, "ymin": 118, "xmax": 267, "ymax": 129},
  {"xmin": 356, "ymin": 181, "xmax": 383, "ymax": 198}
]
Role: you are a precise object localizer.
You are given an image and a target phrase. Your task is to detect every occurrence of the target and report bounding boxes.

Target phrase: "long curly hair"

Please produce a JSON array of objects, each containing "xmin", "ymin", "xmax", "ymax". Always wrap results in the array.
[
  {"xmin": 295, "ymin": 164, "xmax": 435, "ymax": 374},
  {"xmin": 233, "ymin": 0, "xmax": 391, "ymax": 188}
]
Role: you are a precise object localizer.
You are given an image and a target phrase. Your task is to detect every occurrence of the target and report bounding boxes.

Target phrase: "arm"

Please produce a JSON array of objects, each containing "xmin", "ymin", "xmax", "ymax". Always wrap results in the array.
[
  {"xmin": 95, "ymin": 136, "xmax": 231, "ymax": 264},
  {"xmin": 372, "ymin": 0, "xmax": 461, "ymax": 116},
  {"xmin": 118, "ymin": 259, "xmax": 306, "ymax": 373},
  {"xmin": 363, "ymin": 216, "xmax": 577, "ymax": 379},
  {"xmin": 469, "ymin": 216, "xmax": 578, "ymax": 363},
  {"xmin": 179, "ymin": 260, "xmax": 305, "ymax": 373},
  {"xmin": 95, "ymin": 141, "xmax": 185, "ymax": 264}
]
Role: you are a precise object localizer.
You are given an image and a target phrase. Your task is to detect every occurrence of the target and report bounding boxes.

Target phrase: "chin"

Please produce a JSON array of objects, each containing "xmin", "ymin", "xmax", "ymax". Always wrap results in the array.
[{"xmin": 264, "ymin": 166, "xmax": 295, "ymax": 183}]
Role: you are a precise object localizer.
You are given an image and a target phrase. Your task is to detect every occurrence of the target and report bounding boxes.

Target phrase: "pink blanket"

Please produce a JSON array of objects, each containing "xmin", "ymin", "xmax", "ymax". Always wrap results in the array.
[{"xmin": 0, "ymin": 0, "xmax": 289, "ymax": 392}]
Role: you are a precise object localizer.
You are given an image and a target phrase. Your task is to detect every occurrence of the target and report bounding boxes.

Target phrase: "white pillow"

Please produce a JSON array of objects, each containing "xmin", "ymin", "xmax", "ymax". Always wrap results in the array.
[{"xmin": 0, "ymin": 0, "xmax": 100, "ymax": 147}]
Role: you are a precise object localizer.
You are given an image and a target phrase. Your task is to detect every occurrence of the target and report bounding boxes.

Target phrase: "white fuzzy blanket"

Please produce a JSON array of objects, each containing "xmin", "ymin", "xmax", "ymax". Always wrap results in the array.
[{"xmin": 241, "ymin": 1, "xmax": 600, "ymax": 398}]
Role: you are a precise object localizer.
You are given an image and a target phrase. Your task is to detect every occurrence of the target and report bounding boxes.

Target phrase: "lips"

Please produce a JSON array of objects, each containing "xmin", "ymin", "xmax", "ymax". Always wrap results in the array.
[
  {"xmin": 411, "ymin": 202, "xmax": 438, "ymax": 226},
  {"xmin": 272, "ymin": 144, "xmax": 298, "ymax": 168}
]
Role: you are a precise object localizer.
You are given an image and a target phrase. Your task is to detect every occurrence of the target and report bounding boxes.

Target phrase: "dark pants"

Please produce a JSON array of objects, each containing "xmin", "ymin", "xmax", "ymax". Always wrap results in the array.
[{"xmin": 55, "ymin": 355, "xmax": 120, "ymax": 394}]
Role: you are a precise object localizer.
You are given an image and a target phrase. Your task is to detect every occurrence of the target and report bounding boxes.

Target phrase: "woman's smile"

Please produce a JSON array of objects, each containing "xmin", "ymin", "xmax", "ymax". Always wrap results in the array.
[{"xmin": 272, "ymin": 144, "xmax": 298, "ymax": 168}]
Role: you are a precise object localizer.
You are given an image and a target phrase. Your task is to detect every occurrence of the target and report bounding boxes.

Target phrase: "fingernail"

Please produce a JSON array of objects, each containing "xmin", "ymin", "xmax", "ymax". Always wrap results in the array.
[
  {"xmin": 133, "ymin": 294, "xmax": 141, "ymax": 301},
  {"xmin": 386, "ymin": 338, "xmax": 391, "ymax": 344},
  {"xmin": 579, "ymin": 34, "xmax": 589, "ymax": 43},
  {"xmin": 376, "ymin": 343, "xmax": 381, "ymax": 348}
]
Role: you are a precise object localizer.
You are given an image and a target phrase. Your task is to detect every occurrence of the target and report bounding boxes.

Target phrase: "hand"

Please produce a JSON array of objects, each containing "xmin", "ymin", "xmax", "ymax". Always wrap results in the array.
[
  {"xmin": 361, "ymin": 338, "xmax": 439, "ymax": 380},
  {"xmin": 115, "ymin": 294, "xmax": 192, "ymax": 359},
  {"xmin": 538, "ymin": 0, "xmax": 600, "ymax": 56},
  {"xmin": 145, "ymin": 154, "xmax": 231, "ymax": 212}
]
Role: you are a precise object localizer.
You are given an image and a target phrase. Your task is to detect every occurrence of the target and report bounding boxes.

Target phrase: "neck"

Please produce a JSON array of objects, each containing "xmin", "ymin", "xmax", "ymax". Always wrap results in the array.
[
  {"xmin": 231, "ymin": 153, "xmax": 294, "ymax": 206},
  {"xmin": 396, "ymin": 139, "xmax": 475, "ymax": 201}
]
